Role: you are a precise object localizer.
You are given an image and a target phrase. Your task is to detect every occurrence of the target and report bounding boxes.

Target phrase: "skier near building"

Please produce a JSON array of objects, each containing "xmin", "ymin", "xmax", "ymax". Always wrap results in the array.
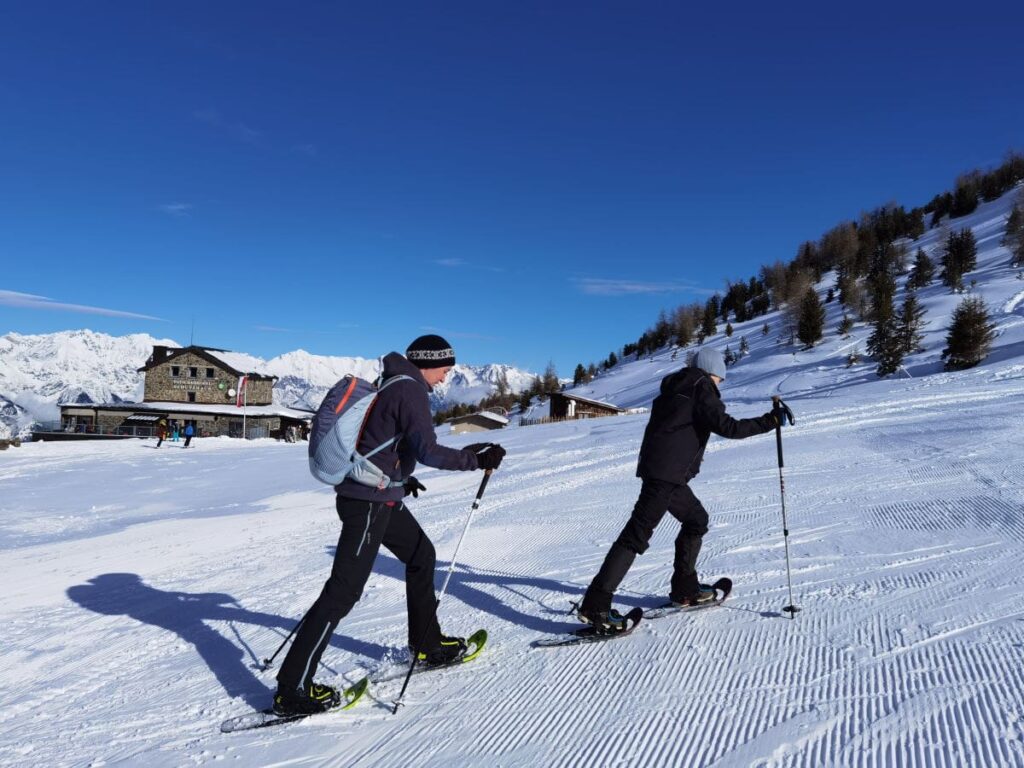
[
  {"xmin": 272, "ymin": 334, "xmax": 506, "ymax": 716},
  {"xmin": 576, "ymin": 347, "xmax": 782, "ymax": 631},
  {"xmin": 156, "ymin": 419, "xmax": 167, "ymax": 448},
  {"xmin": 183, "ymin": 423, "xmax": 194, "ymax": 448}
]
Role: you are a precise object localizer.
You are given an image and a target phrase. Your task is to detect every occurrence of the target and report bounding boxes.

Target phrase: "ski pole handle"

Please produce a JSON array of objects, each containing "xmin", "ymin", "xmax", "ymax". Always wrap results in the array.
[{"xmin": 771, "ymin": 396, "xmax": 795, "ymax": 426}]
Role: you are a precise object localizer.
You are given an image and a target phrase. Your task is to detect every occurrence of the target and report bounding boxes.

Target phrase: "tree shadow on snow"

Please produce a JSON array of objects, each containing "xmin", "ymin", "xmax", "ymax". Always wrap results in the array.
[{"xmin": 67, "ymin": 573, "xmax": 389, "ymax": 708}]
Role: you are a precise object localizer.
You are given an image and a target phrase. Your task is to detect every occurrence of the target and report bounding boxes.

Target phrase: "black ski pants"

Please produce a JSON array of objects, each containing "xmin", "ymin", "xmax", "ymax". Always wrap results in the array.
[
  {"xmin": 277, "ymin": 495, "xmax": 442, "ymax": 692},
  {"xmin": 582, "ymin": 478, "xmax": 709, "ymax": 613}
]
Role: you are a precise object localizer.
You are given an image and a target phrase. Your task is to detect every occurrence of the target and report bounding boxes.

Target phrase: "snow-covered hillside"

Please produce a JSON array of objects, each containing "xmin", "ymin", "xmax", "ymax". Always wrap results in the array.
[
  {"xmin": 0, "ymin": 331, "xmax": 536, "ymax": 436},
  {"xmin": 569, "ymin": 187, "xmax": 1024, "ymax": 411}
]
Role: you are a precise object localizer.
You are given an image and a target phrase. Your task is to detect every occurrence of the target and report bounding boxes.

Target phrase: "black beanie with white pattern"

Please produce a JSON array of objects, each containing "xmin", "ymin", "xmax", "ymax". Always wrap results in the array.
[{"xmin": 405, "ymin": 334, "xmax": 456, "ymax": 369}]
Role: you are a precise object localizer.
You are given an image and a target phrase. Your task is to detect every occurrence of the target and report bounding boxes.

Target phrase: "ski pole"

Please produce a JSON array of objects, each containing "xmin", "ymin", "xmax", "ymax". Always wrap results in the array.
[
  {"xmin": 261, "ymin": 610, "xmax": 308, "ymax": 670},
  {"xmin": 771, "ymin": 395, "xmax": 800, "ymax": 619},
  {"xmin": 392, "ymin": 469, "xmax": 494, "ymax": 714}
]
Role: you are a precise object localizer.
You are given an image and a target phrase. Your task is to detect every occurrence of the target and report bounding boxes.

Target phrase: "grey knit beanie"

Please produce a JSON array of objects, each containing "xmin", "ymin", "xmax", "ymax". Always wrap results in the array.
[{"xmin": 694, "ymin": 347, "xmax": 727, "ymax": 380}]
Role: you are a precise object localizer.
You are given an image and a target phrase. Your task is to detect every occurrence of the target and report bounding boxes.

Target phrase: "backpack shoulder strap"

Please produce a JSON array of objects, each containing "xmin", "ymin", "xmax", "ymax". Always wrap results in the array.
[{"xmin": 377, "ymin": 374, "xmax": 414, "ymax": 392}]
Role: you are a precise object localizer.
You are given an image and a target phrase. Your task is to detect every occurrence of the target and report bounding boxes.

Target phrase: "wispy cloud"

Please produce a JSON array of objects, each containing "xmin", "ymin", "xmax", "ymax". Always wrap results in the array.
[
  {"xmin": 572, "ymin": 277, "xmax": 715, "ymax": 297},
  {"xmin": 158, "ymin": 202, "xmax": 192, "ymax": 217},
  {"xmin": 434, "ymin": 258, "xmax": 503, "ymax": 273},
  {"xmin": 290, "ymin": 143, "xmax": 318, "ymax": 157},
  {"xmin": 0, "ymin": 290, "xmax": 165, "ymax": 321},
  {"xmin": 194, "ymin": 108, "xmax": 264, "ymax": 146}
]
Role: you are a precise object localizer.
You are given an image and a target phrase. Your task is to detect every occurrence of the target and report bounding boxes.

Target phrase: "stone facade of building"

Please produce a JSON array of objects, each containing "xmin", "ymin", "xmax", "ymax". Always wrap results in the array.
[{"xmin": 141, "ymin": 350, "xmax": 274, "ymax": 405}]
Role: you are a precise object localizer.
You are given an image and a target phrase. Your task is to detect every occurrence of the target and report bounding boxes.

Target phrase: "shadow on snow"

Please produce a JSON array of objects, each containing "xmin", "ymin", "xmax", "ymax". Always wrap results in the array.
[{"xmin": 66, "ymin": 573, "xmax": 390, "ymax": 707}]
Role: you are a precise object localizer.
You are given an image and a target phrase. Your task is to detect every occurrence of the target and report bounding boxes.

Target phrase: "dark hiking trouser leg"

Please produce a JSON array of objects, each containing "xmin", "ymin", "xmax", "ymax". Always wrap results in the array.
[
  {"xmin": 184, "ymin": 436, "xmax": 192, "ymax": 448},
  {"xmin": 581, "ymin": 543, "xmax": 636, "ymax": 614},
  {"xmin": 277, "ymin": 497, "xmax": 391, "ymax": 692},
  {"xmin": 380, "ymin": 503, "xmax": 442, "ymax": 652},
  {"xmin": 667, "ymin": 484, "xmax": 710, "ymax": 599},
  {"xmin": 581, "ymin": 479, "xmax": 678, "ymax": 613},
  {"xmin": 276, "ymin": 498, "xmax": 444, "ymax": 692}
]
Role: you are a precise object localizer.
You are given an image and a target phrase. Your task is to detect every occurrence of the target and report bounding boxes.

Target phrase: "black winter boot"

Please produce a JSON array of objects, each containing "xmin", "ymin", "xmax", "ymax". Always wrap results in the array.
[
  {"xmin": 416, "ymin": 635, "xmax": 468, "ymax": 666},
  {"xmin": 272, "ymin": 682, "xmax": 342, "ymax": 715}
]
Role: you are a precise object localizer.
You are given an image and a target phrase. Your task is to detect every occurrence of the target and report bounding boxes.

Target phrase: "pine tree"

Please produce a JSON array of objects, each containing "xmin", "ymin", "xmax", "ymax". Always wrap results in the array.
[
  {"xmin": 739, "ymin": 335, "xmax": 749, "ymax": 356},
  {"xmin": 573, "ymin": 364, "xmax": 586, "ymax": 387},
  {"xmin": 897, "ymin": 292, "xmax": 927, "ymax": 355},
  {"xmin": 940, "ymin": 228, "xmax": 978, "ymax": 292},
  {"xmin": 867, "ymin": 270, "xmax": 902, "ymax": 376},
  {"xmin": 761, "ymin": 322, "xmax": 769, "ymax": 336},
  {"xmin": 725, "ymin": 322, "xmax": 734, "ymax": 337},
  {"xmin": 518, "ymin": 389, "xmax": 533, "ymax": 412},
  {"xmin": 942, "ymin": 296, "xmax": 996, "ymax": 370},
  {"xmin": 701, "ymin": 301, "xmax": 718, "ymax": 338},
  {"xmin": 907, "ymin": 248, "xmax": 934, "ymax": 289},
  {"xmin": 1003, "ymin": 202, "xmax": 1024, "ymax": 268},
  {"xmin": 723, "ymin": 345, "xmax": 736, "ymax": 366},
  {"xmin": 838, "ymin": 313, "xmax": 854, "ymax": 337},
  {"xmin": 872, "ymin": 316, "xmax": 904, "ymax": 376},
  {"xmin": 826, "ymin": 287, "xmax": 834, "ymax": 303},
  {"xmin": 673, "ymin": 307, "xmax": 694, "ymax": 347},
  {"xmin": 796, "ymin": 287, "xmax": 825, "ymax": 347}
]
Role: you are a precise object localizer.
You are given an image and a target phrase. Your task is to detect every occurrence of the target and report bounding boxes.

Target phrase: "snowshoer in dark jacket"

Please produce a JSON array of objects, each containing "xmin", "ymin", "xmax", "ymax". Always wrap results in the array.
[
  {"xmin": 273, "ymin": 334, "xmax": 506, "ymax": 716},
  {"xmin": 577, "ymin": 347, "xmax": 778, "ymax": 631}
]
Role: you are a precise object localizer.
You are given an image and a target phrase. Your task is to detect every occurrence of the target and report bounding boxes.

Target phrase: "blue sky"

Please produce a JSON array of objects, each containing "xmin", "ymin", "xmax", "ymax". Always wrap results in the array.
[{"xmin": 1, "ymin": 2, "xmax": 1022, "ymax": 375}]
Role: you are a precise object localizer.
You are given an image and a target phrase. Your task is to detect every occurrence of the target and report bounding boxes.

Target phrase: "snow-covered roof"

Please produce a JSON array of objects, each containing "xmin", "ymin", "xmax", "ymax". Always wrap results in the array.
[
  {"xmin": 448, "ymin": 410, "xmax": 510, "ymax": 426},
  {"xmin": 138, "ymin": 346, "xmax": 274, "ymax": 378},
  {"xmin": 201, "ymin": 349, "xmax": 271, "ymax": 377},
  {"xmin": 554, "ymin": 392, "xmax": 624, "ymax": 411}
]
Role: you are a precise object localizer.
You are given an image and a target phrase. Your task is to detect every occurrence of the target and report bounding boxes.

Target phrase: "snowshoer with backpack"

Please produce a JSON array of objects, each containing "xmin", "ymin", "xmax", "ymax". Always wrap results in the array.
[
  {"xmin": 272, "ymin": 334, "xmax": 506, "ymax": 716},
  {"xmin": 576, "ymin": 347, "xmax": 780, "ymax": 632}
]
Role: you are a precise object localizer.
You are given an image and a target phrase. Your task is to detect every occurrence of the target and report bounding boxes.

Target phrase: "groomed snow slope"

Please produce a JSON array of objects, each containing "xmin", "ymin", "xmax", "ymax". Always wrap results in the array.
[{"xmin": 2, "ymin": 357, "xmax": 1024, "ymax": 766}]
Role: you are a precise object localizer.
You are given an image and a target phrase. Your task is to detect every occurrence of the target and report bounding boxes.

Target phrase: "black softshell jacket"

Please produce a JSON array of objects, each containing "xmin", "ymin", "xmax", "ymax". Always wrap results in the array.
[
  {"xmin": 335, "ymin": 353, "xmax": 479, "ymax": 502},
  {"xmin": 636, "ymin": 367, "xmax": 775, "ymax": 484}
]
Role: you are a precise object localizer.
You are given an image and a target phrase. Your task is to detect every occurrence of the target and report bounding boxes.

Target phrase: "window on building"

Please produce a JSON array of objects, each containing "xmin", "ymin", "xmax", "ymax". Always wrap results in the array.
[
  {"xmin": 189, "ymin": 367, "xmax": 198, "ymax": 378},
  {"xmin": 171, "ymin": 366, "xmax": 180, "ymax": 377},
  {"xmin": 187, "ymin": 392, "xmax": 196, "ymax": 402},
  {"xmin": 206, "ymin": 368, "xmax": 215, "ymax": 378}
]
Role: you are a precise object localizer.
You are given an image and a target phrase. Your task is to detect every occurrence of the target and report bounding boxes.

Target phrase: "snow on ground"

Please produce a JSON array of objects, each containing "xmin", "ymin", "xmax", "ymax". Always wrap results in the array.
[{"xmin": 3, "ymin": 355, "xmax": 1024, "ymax": 766}]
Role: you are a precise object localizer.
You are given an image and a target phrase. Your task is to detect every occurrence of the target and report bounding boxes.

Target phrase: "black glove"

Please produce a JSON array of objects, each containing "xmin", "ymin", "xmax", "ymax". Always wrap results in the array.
[
  {"xmin": 403, "ymin": 476, "xmax": 426, "ymax": 498},
  {"xmin": 770, "ymin": 398, "xmax": 795, "ymax": 428},
  {"xmin": 466, "ymin": 443, "xmax": 505, "ymax": 471}
]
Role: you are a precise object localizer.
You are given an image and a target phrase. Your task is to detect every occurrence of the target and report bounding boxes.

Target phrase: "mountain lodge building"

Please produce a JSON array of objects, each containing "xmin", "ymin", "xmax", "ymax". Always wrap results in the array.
[{"xmin": 54, "ymin": 345, "xmax": 311, "ymax": 440}]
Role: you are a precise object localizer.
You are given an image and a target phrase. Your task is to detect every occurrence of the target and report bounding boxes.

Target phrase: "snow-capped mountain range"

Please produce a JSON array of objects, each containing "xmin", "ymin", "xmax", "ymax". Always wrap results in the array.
[{"xmin": 0, "ymin": 331, "xmax": 537, "ymax": 439}]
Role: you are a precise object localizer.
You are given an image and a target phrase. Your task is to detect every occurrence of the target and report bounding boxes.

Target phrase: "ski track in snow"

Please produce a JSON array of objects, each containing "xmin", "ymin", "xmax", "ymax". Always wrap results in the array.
[{"xmin": 3, "ymin": 365, "xmax": 1024, "ymax": 768}]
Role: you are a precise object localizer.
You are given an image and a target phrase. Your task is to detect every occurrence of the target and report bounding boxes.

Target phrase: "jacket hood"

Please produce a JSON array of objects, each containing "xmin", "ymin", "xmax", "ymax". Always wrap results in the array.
[
  {"xmin": 661, "ymin": 366, "xmax": 699, "ymax": 396},
  {"xmin": 381, "ymin": 352, "xmax": 431, "ymax": 390}
]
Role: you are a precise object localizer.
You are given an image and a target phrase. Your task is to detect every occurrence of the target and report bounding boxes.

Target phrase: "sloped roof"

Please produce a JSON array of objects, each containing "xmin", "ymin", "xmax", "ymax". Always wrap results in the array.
[
  {"xmin": 448, "ymin": 410, "xmax": 510, "ymax": 426},
  {"xmin": 554, "ymin": 392, "xmax": 624, "ymax": 412},
  {"xmin": 138, "ymin": 346, "xmax": 274, "ymax": 379}
]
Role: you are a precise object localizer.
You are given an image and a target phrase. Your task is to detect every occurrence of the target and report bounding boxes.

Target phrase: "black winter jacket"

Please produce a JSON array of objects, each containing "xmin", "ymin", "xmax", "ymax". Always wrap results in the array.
[
  {"xmin": 636, "ymin": 367, "xmax": 775, "ymax": 485},
  {"xmin": 336, "ymin": 352, "xmax": 479, "ymax": 502}
]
